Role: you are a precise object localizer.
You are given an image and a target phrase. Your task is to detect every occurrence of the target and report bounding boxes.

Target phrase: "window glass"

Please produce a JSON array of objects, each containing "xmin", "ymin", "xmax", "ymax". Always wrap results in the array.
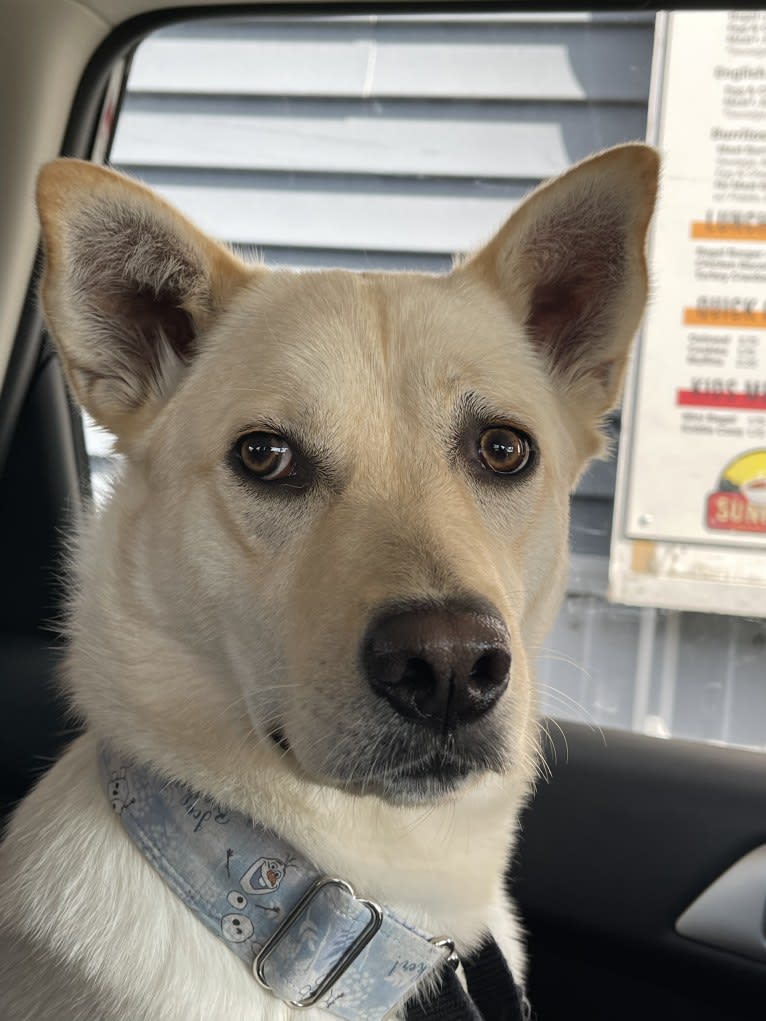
[{"xmin": 84, "ymin": 11, "xmax": 765, "ymax": 752}]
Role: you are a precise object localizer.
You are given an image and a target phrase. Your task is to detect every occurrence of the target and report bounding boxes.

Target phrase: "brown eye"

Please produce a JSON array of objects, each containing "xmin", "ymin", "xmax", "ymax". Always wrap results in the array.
[
  {"xmin": 237, "ymin": 432, "xmax": 295, "ymax": 480},
  {"xmin": 477, "ymin": 426, "xmax": 533, "ymax": 475}
]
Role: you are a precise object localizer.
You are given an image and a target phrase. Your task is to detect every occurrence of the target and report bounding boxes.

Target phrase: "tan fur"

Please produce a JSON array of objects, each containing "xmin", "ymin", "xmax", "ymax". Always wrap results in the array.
[{"xmin": 0, "ymin": 145, "xmax": 658, "ymax": 1020}]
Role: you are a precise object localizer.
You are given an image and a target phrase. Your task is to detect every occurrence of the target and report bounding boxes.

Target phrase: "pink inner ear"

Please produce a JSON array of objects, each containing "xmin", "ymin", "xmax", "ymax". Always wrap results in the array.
[
  {"xmin": 522, "ymin": 217, "xmax": 626, "ymax": 379},
  {"xmin": 527, "ymin": 273, "xmax": 607, "ymax": 373},
  {"xmin": 64, "ymin": 201, "xmax": 207, "ymax": 408},
  {"xmin": 121, "ymin": 285, "xmax": 197, "ymax": 365},
  {"xmin": 81, "ymin": 279, "xmax": 199, "ymax": 410},
  {"xmin": 528, "ymin": 278, "xmax": 586, "ymax": 341}
]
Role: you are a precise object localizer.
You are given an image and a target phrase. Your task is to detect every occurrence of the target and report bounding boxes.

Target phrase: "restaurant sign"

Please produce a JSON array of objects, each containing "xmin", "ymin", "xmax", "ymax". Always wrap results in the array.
[{"xmin": 611, "ymin": 10, "xmax": 766, "ymax": 616}]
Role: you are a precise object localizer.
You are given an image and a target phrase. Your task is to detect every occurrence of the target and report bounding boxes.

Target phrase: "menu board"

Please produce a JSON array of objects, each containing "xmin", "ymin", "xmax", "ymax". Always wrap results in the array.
[{"xmin": 611, "ymin": 11, "xmax": 766, "ymax": 617}]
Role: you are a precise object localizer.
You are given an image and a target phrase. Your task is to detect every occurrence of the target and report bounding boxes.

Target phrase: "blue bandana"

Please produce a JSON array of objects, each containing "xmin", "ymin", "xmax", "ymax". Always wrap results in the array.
[{"xmin": 100, "ymin": 746, "xmax": 456, "ymax": 1019}]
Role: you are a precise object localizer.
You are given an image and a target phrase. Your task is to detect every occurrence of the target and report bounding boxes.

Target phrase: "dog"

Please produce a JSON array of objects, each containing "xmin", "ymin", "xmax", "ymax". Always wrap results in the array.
[{"xmin": 0, "ymin": 143, "xmax": 658, "ymax": 1020}]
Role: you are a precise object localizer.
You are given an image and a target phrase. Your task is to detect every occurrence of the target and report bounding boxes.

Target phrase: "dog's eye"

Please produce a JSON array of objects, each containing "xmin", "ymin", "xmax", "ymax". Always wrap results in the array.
[
  {"xmin": 477, "ymin": 426, "xmax": 533, "ymax": 475},
  {"xmin": 237, "ymin": 432, "xmax": 295, "ymax": 481}
]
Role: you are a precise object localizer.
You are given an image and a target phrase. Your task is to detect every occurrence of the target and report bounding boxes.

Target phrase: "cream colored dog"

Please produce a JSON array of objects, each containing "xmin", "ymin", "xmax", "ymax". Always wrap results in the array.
[{"xmin": 0, "ymin": 144, "xmax": 657, "ymax": 1020}]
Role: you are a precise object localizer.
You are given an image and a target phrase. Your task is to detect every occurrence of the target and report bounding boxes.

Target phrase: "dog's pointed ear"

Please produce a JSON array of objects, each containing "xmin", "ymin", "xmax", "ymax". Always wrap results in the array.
[
  {"xmin": 461, "ymin": 143, "xmax": 659, "ymax": 418},
  {"xmin": 36, "ymin": 159, "xmax": 253, "ymax": 438}
]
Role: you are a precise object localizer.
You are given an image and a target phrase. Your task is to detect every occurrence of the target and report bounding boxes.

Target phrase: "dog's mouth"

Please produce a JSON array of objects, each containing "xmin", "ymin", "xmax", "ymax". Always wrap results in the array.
[
  {"xmin": 268, "ymin": 719, "xmax": 502, "ymax": 803},
  {"xmin": 382, "ymin": 751, "xmax": 475, "ymax": 797},
  {"xmin": 346, "ymin": 752, "xmax": 480, "ymax": 801}
]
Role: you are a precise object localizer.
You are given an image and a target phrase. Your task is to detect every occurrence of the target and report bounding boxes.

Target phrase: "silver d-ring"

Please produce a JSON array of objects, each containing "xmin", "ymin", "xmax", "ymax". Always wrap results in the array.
[{"xmin": 429, "ymin": 936, "xmax": 460, "ymax": 970}]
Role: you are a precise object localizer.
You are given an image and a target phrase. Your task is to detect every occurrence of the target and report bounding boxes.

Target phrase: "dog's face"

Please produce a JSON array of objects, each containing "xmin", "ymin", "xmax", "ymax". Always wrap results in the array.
[{"xmin": 37, "ymin": 148, "xmax": 657, "ymax": 806}]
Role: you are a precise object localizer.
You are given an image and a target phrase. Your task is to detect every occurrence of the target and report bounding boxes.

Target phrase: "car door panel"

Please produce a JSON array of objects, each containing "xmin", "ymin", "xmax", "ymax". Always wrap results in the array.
[{"xmin": 511, "ymin": 721, "xmax": 766, "ymax": 1020}]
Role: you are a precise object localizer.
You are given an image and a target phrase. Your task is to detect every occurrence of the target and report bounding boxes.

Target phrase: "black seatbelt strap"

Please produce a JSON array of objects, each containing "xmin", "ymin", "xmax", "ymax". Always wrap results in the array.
[
  {"xmin": 463, "ymin": 939, "xmax": 529, "ymax": 1021},
  {"xmin": 404, "ymin": 966, "xmax": 484, "ymax": 1021},
  {"xmin": 404, "ymin": 937, "xmax": 531, "ymax": 1021}
]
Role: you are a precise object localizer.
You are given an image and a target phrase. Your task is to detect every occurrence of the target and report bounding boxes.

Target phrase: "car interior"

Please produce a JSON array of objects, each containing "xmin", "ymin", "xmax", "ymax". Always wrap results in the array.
[{"xmin": 0, "ymin": 2, "xmax": 765, "ymax": 1019}]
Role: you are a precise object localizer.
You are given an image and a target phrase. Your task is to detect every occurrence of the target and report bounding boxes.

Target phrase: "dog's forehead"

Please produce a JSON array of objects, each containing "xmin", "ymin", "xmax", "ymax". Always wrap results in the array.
[{"xmin": 197, "ymin": 268, "xmax": 550, "ymax": 427}]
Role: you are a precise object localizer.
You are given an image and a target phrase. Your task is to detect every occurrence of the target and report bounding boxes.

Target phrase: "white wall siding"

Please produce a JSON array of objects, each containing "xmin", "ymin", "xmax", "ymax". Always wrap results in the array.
[
  {"xmin": 113, "ymin": 13, "xmax": 653, "ymax": 268},
  {"xmin": 114, "ymin": 99, "xmax": 647, "ymax": 182},
  {"xmin": 127, "ymin": 16, "xmax": 654, "ymax": 101}
]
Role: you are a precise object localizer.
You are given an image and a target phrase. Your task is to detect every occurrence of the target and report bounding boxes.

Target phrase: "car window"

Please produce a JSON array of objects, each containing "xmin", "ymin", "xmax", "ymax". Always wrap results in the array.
[{"xmin": 84, "ymin": 10, "xmax": 766, "ymax": 753}]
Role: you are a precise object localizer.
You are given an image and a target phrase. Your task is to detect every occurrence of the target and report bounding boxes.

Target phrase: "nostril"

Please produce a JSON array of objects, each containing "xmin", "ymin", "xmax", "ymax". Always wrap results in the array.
[
  {"xmin": 470, "ymin": 649, "xmax": 511, "ymax": 687},
  {"xmin": 470, "ymin": 653, "xmax": 495, "ymax": 680}
]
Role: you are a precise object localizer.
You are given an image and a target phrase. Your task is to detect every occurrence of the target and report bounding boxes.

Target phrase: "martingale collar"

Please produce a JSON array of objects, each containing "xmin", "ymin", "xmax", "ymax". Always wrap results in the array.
[{"xmin": 99, "ymin": 745, "xmax": 459, "ymax": 1020}]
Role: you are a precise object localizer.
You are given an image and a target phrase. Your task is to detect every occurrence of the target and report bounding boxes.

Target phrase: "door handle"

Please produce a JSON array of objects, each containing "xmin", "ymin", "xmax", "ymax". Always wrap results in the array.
[{"xmin": 676, "ymin": 844, "xmax": 766, "ymax": 964}]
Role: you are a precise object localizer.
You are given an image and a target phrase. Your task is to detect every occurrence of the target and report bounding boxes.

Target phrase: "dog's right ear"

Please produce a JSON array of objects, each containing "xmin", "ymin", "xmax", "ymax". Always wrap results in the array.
[
  {"xmin": 36, "ymin": 159, "xmax": 252, "ymax": 440},
  {"xmin": 459, "ymin": 144, "xmax": 658, "ymax": 428}
]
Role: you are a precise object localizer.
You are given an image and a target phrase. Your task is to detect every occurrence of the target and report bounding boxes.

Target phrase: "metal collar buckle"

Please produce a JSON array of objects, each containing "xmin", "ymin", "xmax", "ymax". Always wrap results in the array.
[
  {"xmin": 429, "ymin": 936, "xmax": 460, "ymax": 971},
  {"xmin": 253, "ymin": 876, "xmax": 383, "ymax": 1009}
]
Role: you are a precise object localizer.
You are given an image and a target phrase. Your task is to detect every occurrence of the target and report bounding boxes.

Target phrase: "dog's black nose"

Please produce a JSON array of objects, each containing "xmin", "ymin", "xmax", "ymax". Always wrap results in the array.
[{"xmin": 363, "ymin": 602, "xmax": 511, "ymax": 729}]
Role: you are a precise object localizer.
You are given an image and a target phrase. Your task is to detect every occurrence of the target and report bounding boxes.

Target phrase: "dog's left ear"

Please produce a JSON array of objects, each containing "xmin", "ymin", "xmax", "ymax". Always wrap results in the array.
[
  {"xmin": 36, "ymin": 159, "xmax": 252, "ymax": 441},
  {"xmin": 462, "ymin": 143, "xmax": 658, "ymax": 421}
]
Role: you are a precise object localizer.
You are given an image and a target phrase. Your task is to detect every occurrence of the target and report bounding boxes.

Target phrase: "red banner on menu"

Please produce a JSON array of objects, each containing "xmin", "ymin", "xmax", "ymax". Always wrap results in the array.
[{"xmin": 677, "ymin": 390, "xmax": 766, "ymax": 410}]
